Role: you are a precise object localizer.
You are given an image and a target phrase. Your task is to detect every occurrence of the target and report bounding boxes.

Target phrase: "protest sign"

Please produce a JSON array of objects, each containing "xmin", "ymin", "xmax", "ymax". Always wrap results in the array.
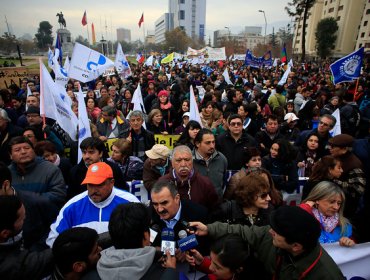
[{"xmin": 0, "ymin": 66, "xmax": 28, "ymax": 88}]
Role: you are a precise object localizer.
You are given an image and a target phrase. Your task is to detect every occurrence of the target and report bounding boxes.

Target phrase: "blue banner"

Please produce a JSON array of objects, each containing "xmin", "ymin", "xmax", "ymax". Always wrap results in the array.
[
  {"xmin": 330, "ymin": 47, "xmax": 364, "ymax": 84},
  {"xmin": 244, "ymin": 49, "xmax": 273, "ymax": 68}
]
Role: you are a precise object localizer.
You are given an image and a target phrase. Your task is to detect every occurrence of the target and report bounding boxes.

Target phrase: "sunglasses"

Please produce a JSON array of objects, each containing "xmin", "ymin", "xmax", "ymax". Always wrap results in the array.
[
  {"xmin": 256, "ymin": 191, "xmax": 271, "ymax": 200},
  {"xmin": 229, "ymin": 122, "xmax": 242, "ymax": 127}
]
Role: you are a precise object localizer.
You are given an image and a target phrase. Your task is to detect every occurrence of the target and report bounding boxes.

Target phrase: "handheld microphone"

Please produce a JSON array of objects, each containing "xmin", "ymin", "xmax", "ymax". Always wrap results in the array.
[
  {"xmin": 161, "ymin": 228, "xmax": 176, "ymax": 256},
  {"xmin": 177, "ymin": 230, "xmax": 198, "ymax": 252},
  {"xmin": 150, "ymin": 224, "xmax": 161, "ymax": 244}
]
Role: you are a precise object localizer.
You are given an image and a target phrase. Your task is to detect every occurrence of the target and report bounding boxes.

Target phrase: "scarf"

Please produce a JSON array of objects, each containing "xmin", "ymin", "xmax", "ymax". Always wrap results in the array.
[
  {"xmin": 312, "ymin": 207, "xmax": 339, "ymax": 233},
  {"xmin": 160, "ymin": 102, "xmax": 172, "ymax": 110}
]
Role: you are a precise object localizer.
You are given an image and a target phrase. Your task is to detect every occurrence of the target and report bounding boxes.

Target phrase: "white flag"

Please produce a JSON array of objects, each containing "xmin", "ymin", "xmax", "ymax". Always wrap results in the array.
[
  {"xmin": 189, "ymin": 85, "xmax": 202, "ymax": 127},
  {"xmin": 330, "ymin": 108, "xmax": 341, "ymax": 136},
  {"xmin": 145, "ymin": 55, "xmax": 154, "ymax": 67},
  {"xmin": 63, "ymin": 56, "xmax": 70, "ymax": 73},
  {"xmin": 278, "ymin": 66, "xmax": 291, "ymax": 86},
  {"xmin": 25, "ymin": 85, "xmax": 33, "ymax": 111},
  {"xmin": 131, "ymin": 84, "xmax": 146, "ymax": 129},
  {"xmin": 288, "ymin": 58, "xmax": 294, "ymax": 68},
  {"xmin": 77, "ymin": 85, "xmax": 91, "ymax": 162},
  {"xmin": 69, "ymin": 43, "xmax": 114, "ymax": 83},
  {"xmin": 222, "ymin": 68, "xmax": 233, "ymax": 85},
  {"xmin": 40, "ymin": 61, "xmax": 78, "ymax": 140},
  {"xmin": 115, "ymin": 43, "xmax": 132, "ymax": 79},
  {"xmin": 273, "ymin": 58, "xmax": 278, "ymax": 67},
  {"xmin": 53, "ymin": 53, "xmax": 69, "ymax": 88}
]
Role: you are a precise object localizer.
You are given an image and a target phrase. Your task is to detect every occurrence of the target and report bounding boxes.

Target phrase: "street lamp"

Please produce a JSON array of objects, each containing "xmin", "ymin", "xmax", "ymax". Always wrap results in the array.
[{"xmin": 258, "ymin": 10, "xmax": 267, "ymax": 45}]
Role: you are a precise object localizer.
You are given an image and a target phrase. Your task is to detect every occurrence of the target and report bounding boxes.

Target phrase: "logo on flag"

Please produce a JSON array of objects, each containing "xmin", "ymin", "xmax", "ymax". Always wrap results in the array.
[{"xmin": 330, "ymin": 47, "xmax": 364, "ymax": 84}]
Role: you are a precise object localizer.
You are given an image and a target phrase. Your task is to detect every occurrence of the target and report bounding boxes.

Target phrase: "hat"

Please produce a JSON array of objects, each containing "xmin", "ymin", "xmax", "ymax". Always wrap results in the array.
[
  {"xmin": 145, "ymin": 144, "xmax": 170, "ymax": 160},
  {"xmin": 81, "ymin": 162, "xmax": 113, "ymax": 185},
  {"xmin": 284, "ymin": 113, "xmax": 299, "ymax": 121},
  {"xmin": 26, "ymin": 106, "xmax": 40, "ymax": 115},
  {"xmin": 328, "ymin": 134, "xmax": 354, "ymax": 148},
  {"xmin": 182, "ymin": 112, "xmax": 190, "ymax": 118},
  {"xmin": 329, "ymin": 96, "xmax": 339, "ymax": 102},
  {"xmin": 158, "ymin": 90, "xmax": 169, "ymax": 98},
  {"xmin": 270, "ymin": 206, "xmax": 320, "ymax": 248}
]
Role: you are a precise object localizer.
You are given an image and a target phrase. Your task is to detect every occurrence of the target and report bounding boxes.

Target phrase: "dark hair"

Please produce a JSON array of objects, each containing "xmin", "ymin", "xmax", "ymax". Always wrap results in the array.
[
  {"xmin": 194, "ymin": 128, "xmax": 214, "ymax": 147},
  {"xmin": 301, "ymin": 132, "xmax": 321, "ymax": 153},
  {"xmin": 34, "ymin": 140, "xmax": 57, "ymax": 156},
  {"xmin": 176, "ymin": 120, "xmax": 201, "ymax": 146},
  {"xmin": 210, "ymin": 234, "xmax": 249, "ymax": 274},
  {"xmin": 85, "ymin": 97, "xmax": 98, "ymax": 107},
  {"xmin": 52, "ymin": 227, "xmax": 99, "ymax": 276},
  {"xmin": 8, "ymin": 136, "xmax": 34, "ymax": 154},
  {"xmin": 266, "ymin": 114, "xmax": 278, "ymax": 123},
  {"xmin": 0, "ymin": 162, "xmax": 12, "ymax": 186},
  {"xmin": 152, "ymin": 180, "xmax": 178, "ymax": 197},
  {"xmin": 80, "ymin": 137, "xmax": 106, "ymax": 153},
  {"xmin": 272, "ymin": 138, "xmax": 296, "ymax": 162},
  {"xmin": 228, "ymin": 114, "xmax": 242, "ymax": 125},
  {"xmin": 227, "ymin": 89, "xmax": 236, "ymax": 102},
  {"xmin": 244, "ymin": 147, "xmax": 261, "ymax": 164},
  {"xmin": 309, "ymin": 155, "xmax": 340, "ymax": 182},
  {"xmin": 23, "ymin": 126, "xmax": 42, "ymax": 141},
  {"xmin": 112, "ymin": 138, "xmax": 132, "ymax": 157},
  {"xmin": 0, "ymin": 195, "xmax": 22, "ymax": 231},
  {"xmin": 109, "ymin": 203, "xmax": 150, "ymax": 249},
  {"xmin": 101, "ymin": 105, "xmax": 116, "ymax": 116}
]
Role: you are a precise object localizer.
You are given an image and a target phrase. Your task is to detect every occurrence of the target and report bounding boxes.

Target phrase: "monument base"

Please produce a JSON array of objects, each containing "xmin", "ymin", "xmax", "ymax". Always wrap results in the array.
[{"xmin": 57, "ymin": 28, "xmax": 74, "ymax": 58}]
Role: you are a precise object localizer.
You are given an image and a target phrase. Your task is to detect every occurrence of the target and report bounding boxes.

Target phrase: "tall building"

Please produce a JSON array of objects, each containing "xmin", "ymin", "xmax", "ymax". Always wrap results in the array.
[
  {"xmin": 146, "ymin": 30, "xmax": 156, "ymax": 44},
  {"xmin": 293, "ymin": 0, "xmax": 366, "ymax": 58},
  {"xmin": 116, "ymin": 28, "xmax": 131, "ymax": 42},
  {"xmin": 356, "ymin": 1, "xmax": 370, "ymax": 53},
  {"xmin": 155, "ymin": 13, "xmax": 173, "ymax": 44},
  {"xmin": 168, "ymin": 0, "xmax": 206, "ymax": 41}
]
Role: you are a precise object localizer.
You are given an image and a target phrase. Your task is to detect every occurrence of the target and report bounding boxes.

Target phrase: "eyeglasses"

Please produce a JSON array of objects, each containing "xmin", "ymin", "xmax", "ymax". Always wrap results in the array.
[
  {"xmin": 319, "ymin": 121, "xmax": 331, "ymax": 127},
  {"xmin": 256, "ymin": 191, "xmax": 271, "ymax": 200},
  {"xmin": 229, "ymin": 122, "xmax": 242, "ymax": 127}
]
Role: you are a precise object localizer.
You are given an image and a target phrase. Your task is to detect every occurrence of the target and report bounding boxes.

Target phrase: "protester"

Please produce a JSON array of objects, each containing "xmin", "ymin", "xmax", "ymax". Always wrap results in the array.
[{"xmin": 175, "ymin": 120, "xmax": 201, "ymax": 150}]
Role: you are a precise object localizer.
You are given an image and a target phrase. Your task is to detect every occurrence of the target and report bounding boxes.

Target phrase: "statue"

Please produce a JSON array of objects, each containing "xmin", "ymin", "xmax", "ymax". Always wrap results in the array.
[{"xmin": 56, "ymin": 12, "xmax": 66, "ymax": 29}]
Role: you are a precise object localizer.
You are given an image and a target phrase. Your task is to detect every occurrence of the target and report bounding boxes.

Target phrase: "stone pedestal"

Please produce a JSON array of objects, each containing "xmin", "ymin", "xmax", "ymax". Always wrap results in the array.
[{"xmin": 57, "ymin": 28, "xmax": 74, "ymax": 57}]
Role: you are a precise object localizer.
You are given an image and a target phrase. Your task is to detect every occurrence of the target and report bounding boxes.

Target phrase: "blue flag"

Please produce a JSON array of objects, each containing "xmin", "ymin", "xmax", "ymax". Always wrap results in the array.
[
  {"xmin": 330, "ymin": 47, "xmax": 364, "ymax": 84},
  {"xmin": 245, "ymin": 49, "xmax": 273, "ymax": 68},
  {"xmin": 55, "ymin": 33, "xmax": 63, "ymax": 66}
]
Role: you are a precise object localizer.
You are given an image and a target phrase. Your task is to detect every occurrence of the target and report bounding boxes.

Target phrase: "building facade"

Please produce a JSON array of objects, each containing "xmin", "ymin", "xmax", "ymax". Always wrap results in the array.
[
  {"xmin": 116, "ymin": 28, "xmax": 131, "ymax": 43},
  {"xmin": 168, "ymin": 0, "xmax": 206, "ymax": 41},
  {"xmin": 356, "ymin": 1, "xmax": 370, "ymax": 53},
  {"xmin": 293, "ymin": 0, "xmax": 367, "ymax": 58},
  {"xmin": 155, "ymin": 13, "xmax": 173, "ymax": 44}
]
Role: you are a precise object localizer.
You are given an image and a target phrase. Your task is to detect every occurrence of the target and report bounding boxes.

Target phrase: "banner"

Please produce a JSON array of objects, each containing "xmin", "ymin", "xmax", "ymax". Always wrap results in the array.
[
  {"xmin": 206, "ymin": 47, "xmax": 226, "ymax": 61},
  {"xmin": 244, "ymin": 49, "xmax": 273, "ymax": 68},
  {"xmin": 187, "ymin": 47, "xmax": 207, "ymax": 57},
  {"xmin": 322, "ymin": 242, "xmax": 370, "ymax": 279},
  {"xmin": 115, "ymin": 43, "xmax": 132, "ymax": 79},
  {"xmin": 68, "ymin": 43, "xmax": 114, "ymax": 83},
  {"xmin": 330, "ymin": 47, "xmax": 364, "ymax": 85},
  {"xmin": 0, "ymin": 66, "xmax": 28, "ymax": 89},
  {"xmin": 233, "ymin": 54, "xmax": 246, "ymax": 61}
]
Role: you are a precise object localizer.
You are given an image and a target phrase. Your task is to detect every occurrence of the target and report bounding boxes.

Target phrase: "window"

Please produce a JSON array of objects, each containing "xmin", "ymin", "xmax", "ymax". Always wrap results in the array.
[
  {"xmin": 337, "ymin": 16, "xmax": 341, "ymax": 21},
  {"xmin": 361, "ymin": 32, "xmax": 365, "ymax": 38},
  {"xmin": 329, "ymin": 7, "xmax": 334, "ymax": 13},
  {"xmin": 365, "ymin": 21, "xmax": 368, "ymax": 26},
  {"xmin": 366, "ymin": 9, "xmax": 370, "ymax": 15},
  {"xmin": 365, "ymin": 43, "xmax": 370, "ymax": 48},
  {"xmin": 325, "ymin": 1, "xmax": 327, "ymax": 5},
  {"xmin": 359, "ymin": 43, "xmax": 362, "ymax": 48},
  {"xmin": 338, "ymin": 5, "xmax": 343, "ymax": 11},
  {"xmin": 180, "ymin": 0, "xmax": 185, "ymax": 3},
  {"xmin": 179, "ymin": 10, "xmax": 185, "ymax": 20}
]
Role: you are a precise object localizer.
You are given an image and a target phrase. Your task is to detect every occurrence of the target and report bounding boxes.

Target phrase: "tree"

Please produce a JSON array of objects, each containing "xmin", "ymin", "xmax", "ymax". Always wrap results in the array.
[
  {"xmin": 315, "ymin": 17, "xmax": 338, "ymax": 59},
  {"xmin": 35, "ymin": 21, "xmax": 53, "ymax": 50},
  {"xmin": 0, "ymin": 32, "xmax": 18, "ymax": 54},
  {"xmin": 164, "ymin": 27, "xmax": 192, "ymax": 53},
  {"xmin": 286, "ymin": 0, "xmax": 316, "ymax": 61},
  {"xmin": 75, "ymin": 35, "xmax": 89, "ymax": 46}
]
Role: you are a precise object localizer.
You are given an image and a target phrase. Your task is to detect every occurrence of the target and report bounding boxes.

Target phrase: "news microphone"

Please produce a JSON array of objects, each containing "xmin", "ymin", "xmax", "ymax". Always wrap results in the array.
[
  {"xmin": 161, "ymin": 228, "xmax": 176, "ymax": 256},
  {"xmin": 177, "ymin": 230, "xmax": 198, "ymax": 253},
  {"xmin": 150, "ymin": 224, "xmax": 161, "ymax": 244}
]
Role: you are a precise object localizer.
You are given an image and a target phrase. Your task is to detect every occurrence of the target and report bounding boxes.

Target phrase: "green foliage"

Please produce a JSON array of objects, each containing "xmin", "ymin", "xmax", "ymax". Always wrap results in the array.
[
  {"xmin": 315, "ymin": 17, "xmax": 338, "ymax": 59},
  {"xmin": 164, "ymin": 27, "xmax": 192, "ymax": 53},
  {"xmin": 285, "ymin": 0, "xmax": 316, "ymax": 61},
  {"xmin": 75, "ymin": 35, "xmax": 89, "ymax": 47},
  {"xmin": 0, "ymin": 32, "xmax": 18, "ymax": 54},
  {"xmin": 35, "ymin": 21, "xmax": 53, "ymax": 50}
]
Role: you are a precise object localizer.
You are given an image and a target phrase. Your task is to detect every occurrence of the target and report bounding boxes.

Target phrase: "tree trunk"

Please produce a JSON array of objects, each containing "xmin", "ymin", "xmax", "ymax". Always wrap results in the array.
[{"xmin": 301, "ymin": 3, "xmax": 310, "ymax": 62}]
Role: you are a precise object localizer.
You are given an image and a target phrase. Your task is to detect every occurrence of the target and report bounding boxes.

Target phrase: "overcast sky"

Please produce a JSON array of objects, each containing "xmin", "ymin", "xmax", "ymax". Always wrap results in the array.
[{"xmin": 1, "ymin": 0, "xmax": 292, "ymax": 43}]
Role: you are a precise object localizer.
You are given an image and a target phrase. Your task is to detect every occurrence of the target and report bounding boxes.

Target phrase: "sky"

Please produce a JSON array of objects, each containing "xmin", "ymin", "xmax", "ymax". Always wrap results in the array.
[{"xmin": 1, "ymin": 0, "xmax": 292, "ymax": 44}]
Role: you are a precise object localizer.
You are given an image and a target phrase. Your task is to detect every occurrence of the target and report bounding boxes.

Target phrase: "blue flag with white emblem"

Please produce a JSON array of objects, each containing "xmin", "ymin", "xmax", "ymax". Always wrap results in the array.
[{"xmin": 330, "ymin": 47, "xmax": 364, "ymax": 84}]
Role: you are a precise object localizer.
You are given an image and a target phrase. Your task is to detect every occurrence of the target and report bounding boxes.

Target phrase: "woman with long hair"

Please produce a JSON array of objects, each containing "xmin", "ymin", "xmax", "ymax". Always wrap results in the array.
[
  {"xmin": 296, "ymin": 132, "xmax": 322, "ymax": 177},
  {"xmin": 146, "ymin": 109, "xmax": 168, "ymax": 135},
  {"xmin": 301, "ymin": 155, "xmax": 343, "ymax": 200},
  {"xmin": 301, "ymin": 181, "xmax": 355, "ymax": 246},
  {"xmin": 174, "ymin": 120, "xmax": 201, "ymax": 150},
  {"xmin": 85, "ymin": 97, "xmax": 101, "ymax": 124}
]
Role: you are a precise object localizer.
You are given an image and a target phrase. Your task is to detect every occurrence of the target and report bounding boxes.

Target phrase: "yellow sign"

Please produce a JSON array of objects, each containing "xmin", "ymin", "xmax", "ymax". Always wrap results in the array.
[{"xmin": 0, "ymin": 67, "xmax": 28, "ymax": 88}]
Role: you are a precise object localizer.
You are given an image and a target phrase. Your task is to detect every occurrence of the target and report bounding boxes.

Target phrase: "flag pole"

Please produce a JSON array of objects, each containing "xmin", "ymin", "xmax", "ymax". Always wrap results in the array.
[
  {"xmin": 86, "ymin": 24, "xmax": 90, "ymax": 46},
  {"xmin": 353, "ymin": 78, "xmax": 360, "ymax": 102},
  {"xmin": 39, "ymin": 58, "xmax": 47, "ymax": 139},
  {"xmin": 142, "ymin": 14, "xmax": 146, "ymax": 59}
]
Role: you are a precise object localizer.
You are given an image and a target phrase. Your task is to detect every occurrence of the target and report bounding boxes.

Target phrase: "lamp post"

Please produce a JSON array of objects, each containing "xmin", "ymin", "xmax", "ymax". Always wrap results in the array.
[{"xmin": 258, "ymin": 10, "xmax": 267, "ymax": 45}]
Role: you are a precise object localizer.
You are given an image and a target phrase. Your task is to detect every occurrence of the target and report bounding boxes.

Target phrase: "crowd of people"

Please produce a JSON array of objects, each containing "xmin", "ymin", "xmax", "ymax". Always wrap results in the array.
[{"xmin": 0, "ymin": 56, "xmax": 370, "ymax": 279}]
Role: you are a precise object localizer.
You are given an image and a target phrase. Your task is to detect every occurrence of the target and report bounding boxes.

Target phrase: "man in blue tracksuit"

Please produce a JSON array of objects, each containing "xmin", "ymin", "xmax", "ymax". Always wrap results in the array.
[{"xmin": 46, "ymin": 162, "xmax": 139, "ymax": 247}]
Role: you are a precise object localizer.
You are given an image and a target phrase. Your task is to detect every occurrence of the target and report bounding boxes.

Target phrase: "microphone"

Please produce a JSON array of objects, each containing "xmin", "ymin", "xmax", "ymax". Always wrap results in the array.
[
  {"xmin": 161, "ymin": 228, "xmax": 176, "ymax": 256},
  {"xmin": 177, "ymin": 230, "xmax": 198, "ymax": 253}
]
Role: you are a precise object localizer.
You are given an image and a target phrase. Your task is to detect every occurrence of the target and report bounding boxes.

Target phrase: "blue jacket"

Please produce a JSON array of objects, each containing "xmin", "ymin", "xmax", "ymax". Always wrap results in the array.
[{"xmin": 46, "ymin": 187, "xmax": 139, "ymax": 247}]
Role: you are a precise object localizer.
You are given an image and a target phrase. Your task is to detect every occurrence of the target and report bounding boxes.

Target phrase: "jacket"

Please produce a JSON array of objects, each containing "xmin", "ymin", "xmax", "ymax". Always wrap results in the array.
[
  {"xmin": 255, "ymin": 130, "xmax": 284, "ymax": 157},
  {"xmin": 207, "ymin": 222, "xmax": 345, "ymax": 280},
  {"xmin": 143, "ymin": 158, "xmax": 171, "ymax": 192},
  {"xmin": 192, "ymin": 149, "xmax": 228, "ymax": 198},
  {"xmin": 159, "ymin": 170, "xmax": 220, "ymax": 211},
  {"xmin": 96, "ymin": 115, "xmax": 130, "ymax": 139},
  {"xmin": 0, "ymin": 237, "xmax": 53, "ymax": 280},
  {"xmin": 46, "ymin": 187, "xmax": 139, "ymax": 247},
  {"xmin": 216, "ymin": 130, "xmax": 257, "ymax": 170},
  {"xmin": 97, "ymin": 246, "xmax": 178, "ymax": 280},
  {"xmin": 130, "ymin": 127, "xmax": 156, "ymax": 161}
]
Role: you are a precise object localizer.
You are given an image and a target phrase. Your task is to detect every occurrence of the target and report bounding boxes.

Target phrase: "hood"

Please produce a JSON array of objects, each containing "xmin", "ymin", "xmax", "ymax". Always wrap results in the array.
[{"xmin": 97, "ymin": 246, "xmax": 156, "ymax": 280}]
